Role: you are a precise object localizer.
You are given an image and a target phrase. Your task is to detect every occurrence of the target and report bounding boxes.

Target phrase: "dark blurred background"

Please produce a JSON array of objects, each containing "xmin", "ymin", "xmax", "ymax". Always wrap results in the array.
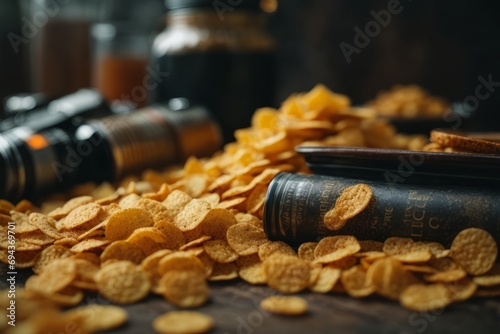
[{"xmin": 1, "ymin": 0, "xmax": 500, "ymax": 130}]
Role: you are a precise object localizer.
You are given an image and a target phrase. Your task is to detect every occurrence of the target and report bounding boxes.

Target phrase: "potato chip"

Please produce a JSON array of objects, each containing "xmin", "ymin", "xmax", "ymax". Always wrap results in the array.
[
  {"xmin": 297, "ymin": 242, "xmax": 318, "ymax": 262},
  {"xmin": 154, "ymin": 220, "xmax": 186, "ymax": 250},
  {"xmin": 27, "ymin": 258, "xmax": 77, "ymax": 294},
  {"xmin": 424, "ymin": 269, "xmax": 467, "ymax": 283},
  {"xmin": 472, "ymin": 263, "xmax": 500, "ymax": 287},
  {"xmin": 333, "ymin": 184, "xmax": 372, "ymax": 220},
  {"xmin": 57, "ymin": 202, "xmax": 103, "ymax": 231},
  {"xmin": 314, "ymin": 235, "xmax": 361, "ymax": 264},
  {"xmin": 474, "ymin": 286, "xmax": 500, "ymax": 298},
  {"xmin": 258, "ymin": 241, "xmax": 296, "ymax": 262},
  {"xmin": 234, "ymin": 213, "xmax": 263, "ymax": 228},
  {"xmin": 216, "ymin": 197, "xmax": 247, "ymax": 210},
  {"xmin": 158, "ymin": 252, "xmax": 205, "ymax": 276},
  {"xmin": 71, "ymin": 238, "xmax": 110, "ymax": 253},
  {"xmin": 199, "ymin": 193, "xmax": 220, "ymax": 208},
  {"xmin": 237, "ymin": 254, "xmax": 267, "ymax": 284},
  {"xmin": 203, "ymin": 239, "xmax": 239, "ymax": 263},
  {"xmin": 391, "ymin": 250, "xmax": 432, "ymax": 264},
  {"xmin": 95, "ymin": 261, "xmax": 150, "ymax": 304},
  {"xmin": 100, "ymin": 240, "xmax": 146, "ymax": 264},
  {"xmin": 226, "ymin": 223, "xmax": 268, "ymax": 256},
  {"xmin": 65, "ymin": 305, "xmax": 128, "ymax": 332},
  {"xmin": 246, "ymin": 184, "xmax": 268, "ymax": 215},
  {"xmin": 162, "ymin": 190, "xmax": 193, "ymax": 220},
  {"xmin": 446, "ymin": 278, "xmax": 477, "ymax": 302},
  {"xmin": 48, "ymin": 196, "xmax": 93, "ymax": 219},
  {"xmin": 260, "ymin": 295, "xmax": 308, "ymax": 316},
  {"xmin": 159, "ymin": 270, "xmax": 209, "ymax": 308},
  {"xmin": 263, "ymin": 254, "xmax": 310, "ymax": 293},
  {"xmin": 173, "ymin": 199, "xmax": 211, "ymax": 232},
  {"xmin": 450, "ymin": 228, "xmax": 498, "ymax": 275},
  {"xmin": 32, "ymin": 244, "xmax": 72, "ymax": 274},
  {"xmin": 341, "ymin": 265, "xmax": 375, "ymax": 298},
  {"xmin": 10, "ymin": 211, "xmax": 37, "ymax": 233},
  {"xmin": 153, "ymin": 311, "xmax": 214, "ymax": 334},
  {"xmin": 105, "ymin": 208, "xmax": 154, "ymax": 241},
  {"xmin": 366, "ymin": 257, "xmax": 420, "ymax": 300},
  {"xmin": 28, "ymin": 212, "xmax": 63, "ymax": 240},
  {"xmin": 323, "ymin": 208, "xmax": 346, "ymax": 231},
  {"xmin": 399, "ymin": 283, "xmax": 453, "ymax": 311},
  {"xmin": 126, "ymin": 227, "xmax": 169, "ymax": 255},
  {"xmin": 209, "ymin": 262, "xmax": 239, "ymax": 281},
  {"xmin": 310, "ymin": 265, "xmax": 341, "ymax": 293},
  {"xmin": 134, "ymin": 198, "xmax": 171, "ymax": 224},
  {"xmin": 118, "ymin": 193, "xmax": 141, "ymax": 208},
  {"xmin": 200, "ymin": 208, "xmax": 238, "ymax": 240}
]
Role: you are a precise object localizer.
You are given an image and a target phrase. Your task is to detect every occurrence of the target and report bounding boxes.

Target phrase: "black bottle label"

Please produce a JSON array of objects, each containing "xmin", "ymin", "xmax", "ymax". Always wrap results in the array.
[{"xmin": 263, "ymin": 173, "xmax": 500, "ymax": 247}]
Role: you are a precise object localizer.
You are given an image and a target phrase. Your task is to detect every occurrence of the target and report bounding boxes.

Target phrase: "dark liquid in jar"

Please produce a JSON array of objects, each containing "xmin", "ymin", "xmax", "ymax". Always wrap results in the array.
[{"xmin": 152, "ymin": 51, "xmax": 275, "ymax": 142}]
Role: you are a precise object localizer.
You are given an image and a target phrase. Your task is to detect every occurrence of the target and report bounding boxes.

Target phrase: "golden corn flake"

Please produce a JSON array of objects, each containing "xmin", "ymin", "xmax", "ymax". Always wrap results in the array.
[
  {"xmin": 399, "ymin": 283, "xmax": 453, "ymax": 312},
  {"xmin": 473, "ymin": 264, "xmax": 500, "ymax": 287},
  {"xmin": 310, "ymin": 265, "xmax": 341, "ymax": 293},
  {"xmin": 366, "ymin": 257, "xmax": 420, "ymax": 300},
  {"xmin": 154, "ymin": 220, "xmax": 186, "ymax": 250},
  {"xmin": 323, "ymin": 208, "xmax": 346, "ymax": 231},
  {"xmin": 314, "ymin": 236, "xmax": 361, "ymax": 264},
  {"xmin": 173, "ymin": 199, "xmax": 211, "ymax": 232},
  {"xmin": 57, "ymin": 202, "xmax": 103, "ymax": 230},
  {"xmin": 203, "ymin": 239, "xmax": 239, "ymax": 263},
  {"xmin": 65, "ymin": 305, "xmax": 127, "ymax": 332},
  {"xmin": 153, "ymin": 311, "xmax": 214, "ymax": 334},
  {"xmin": 226, "ymin": 223, "xmax": 268, "ymax": 256},
  {"xmin": 100, "ymin": 240, "xmax": 146, "ymax": 265},
  {"xmin": 95, "ymin": 261, "xmax": 150, "ymax": 304},
  {"xmin": 450, "ymin": 228, "xmax": 498, "ymax": 276},
  {"xmin": 340, "ymin": 265, "xmax": 375, "ymax": 298},
  {"xmin": 105, "ymin": 208, "xmax": 154, "ymax": 241},
  {"xmin": 158, "ymin": 252, "xmax": 205, "ymax": 276},
  {"xmin": 126, "ymin": 227, "xmax": 169, "ymax": 255},
  {"xmin": 201, "ymin": 208, "xmax": 238, "ymax": 240},
  {"xmin": 333, "ymin": 184, "xmax": 372, "ymax": 220},
  {"xmin": 258, "ymin": 241, "xmax": 296, "ymax": 262},
  {"xmin": 209, "ymin": 262, "xmax": 239, "ymax": 281},
  {"xmin": 260, "ymin": 295, "xmax": 308, "ymax": 316},
  {"xmin": 159, "ymin": 270, "xmax": 209, "ymax": 308},
  {"xmin": 28, "ymin": 258, "xmax": 77, "ymax": 294},
  {"xmin": 424, "ymin": 269, "xmax": 467, "ymax": 283},
  {"xmin": 48, "ymin": 195, "xmax": 93, "ymax": 219},
  {"xmin": 263, "ymin": 254, "xmax": 310, "ymax": 293},
  {"xmin": 32, "ymin": 245, "xmax": 72, "ymax": 274},
  {"xmin": 161, "ymin": 191, "xmax": 192, "ymax": 217},
  {"xmin": 70, "ymin": 238, "xmax": 110, "ymax": 253},
  {"xmin": 297, "ymin": 242, "xmax": 318, "ymax": 262},
  {"xmin": 237, "ymin": 254, "xmax": 267, "ymax": 284}
]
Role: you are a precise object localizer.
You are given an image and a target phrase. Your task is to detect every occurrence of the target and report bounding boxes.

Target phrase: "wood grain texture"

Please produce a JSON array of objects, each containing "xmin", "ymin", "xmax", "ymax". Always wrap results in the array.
[{"xmin": 2, "ymin": 266, "xmax": 499, "ymax": 334}]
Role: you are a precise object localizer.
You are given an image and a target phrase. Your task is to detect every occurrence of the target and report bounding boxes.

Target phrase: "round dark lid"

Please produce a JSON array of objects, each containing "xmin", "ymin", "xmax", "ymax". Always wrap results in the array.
[{"xmin": 165, "ymin": 0, "xmax": 262, "ymax": 11}]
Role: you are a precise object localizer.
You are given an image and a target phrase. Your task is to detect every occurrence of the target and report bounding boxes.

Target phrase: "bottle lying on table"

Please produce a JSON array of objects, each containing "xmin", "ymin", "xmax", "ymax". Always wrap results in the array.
[{"xmin": 263, "ymin": 172, "xmax": 500, "ymax": 248}]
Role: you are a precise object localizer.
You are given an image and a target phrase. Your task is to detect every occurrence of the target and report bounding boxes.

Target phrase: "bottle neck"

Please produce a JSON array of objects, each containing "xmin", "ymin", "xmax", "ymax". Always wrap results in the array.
[{"xmin": 166, "ymin": 10, "xmax": 267, "ymax": 30}]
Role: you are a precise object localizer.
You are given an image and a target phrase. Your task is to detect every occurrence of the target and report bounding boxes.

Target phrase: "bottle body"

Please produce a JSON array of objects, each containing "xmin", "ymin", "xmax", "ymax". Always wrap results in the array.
[
  {"xmin": 151, "ymin": 10, "xmax": 276, "ymax": 142},
  {"xmin": 264, "ymin": 173, "xmax": 500, "ymax": 247}
]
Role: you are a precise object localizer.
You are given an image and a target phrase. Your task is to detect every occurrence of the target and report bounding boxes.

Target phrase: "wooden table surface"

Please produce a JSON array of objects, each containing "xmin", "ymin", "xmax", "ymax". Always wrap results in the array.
[{"xmin": 2, "ymin": 266, "xmax": 500, "ymax": 334}]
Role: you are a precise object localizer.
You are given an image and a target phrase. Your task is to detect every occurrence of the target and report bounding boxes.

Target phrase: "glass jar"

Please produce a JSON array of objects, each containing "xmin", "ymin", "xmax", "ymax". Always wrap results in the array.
[
  {"xmin": 92, "ymin": 23, "xmax": 150, "ymax": 108},
  {"xmin": 91, "ymin": 0, "xmax": 165, "ymax": 108},
  {"xmin": 30, "ymin": 0, "xmax": 100, "ymax": 97},
  {"xmin": 151, "ymin": 0, "xmax": 276, "ymax": 143}
]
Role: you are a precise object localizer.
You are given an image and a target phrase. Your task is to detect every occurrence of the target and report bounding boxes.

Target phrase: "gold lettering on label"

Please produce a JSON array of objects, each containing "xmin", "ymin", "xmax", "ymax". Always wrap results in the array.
[
  {"xmin": 428, "ymin": 217, "xmax": 440, "ymax": 229},
  {"xmin": 405, "ymin": 190, "xmax": 430, "ymax": 240}
]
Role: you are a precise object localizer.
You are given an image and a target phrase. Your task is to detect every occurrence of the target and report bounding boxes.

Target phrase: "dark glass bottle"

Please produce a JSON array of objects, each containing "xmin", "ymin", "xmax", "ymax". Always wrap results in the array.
[{"xmin": 151, "ymin": 0, "xmax": 276, "ymax": 143}]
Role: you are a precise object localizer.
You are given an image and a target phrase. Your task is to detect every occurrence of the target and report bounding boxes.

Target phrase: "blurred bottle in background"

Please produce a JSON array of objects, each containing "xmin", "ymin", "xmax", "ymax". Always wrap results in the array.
[
  {"xmin": 0, "ymin": 0, "xmax": 29, "ymax": 119},
  {"xmin": 29, "ymin": 0, "xmax": 99, "ymax": 97},
  {"xmin": 151, "ymin": 0, "xmax": 277, "ymax": 143},
  {"xmin": 28, "ymin": 0, "xmax": 165, "ymax": 104},
  {"xmin": 92, "ymin": 0, "xmax": 165, "ymax": 109}
]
